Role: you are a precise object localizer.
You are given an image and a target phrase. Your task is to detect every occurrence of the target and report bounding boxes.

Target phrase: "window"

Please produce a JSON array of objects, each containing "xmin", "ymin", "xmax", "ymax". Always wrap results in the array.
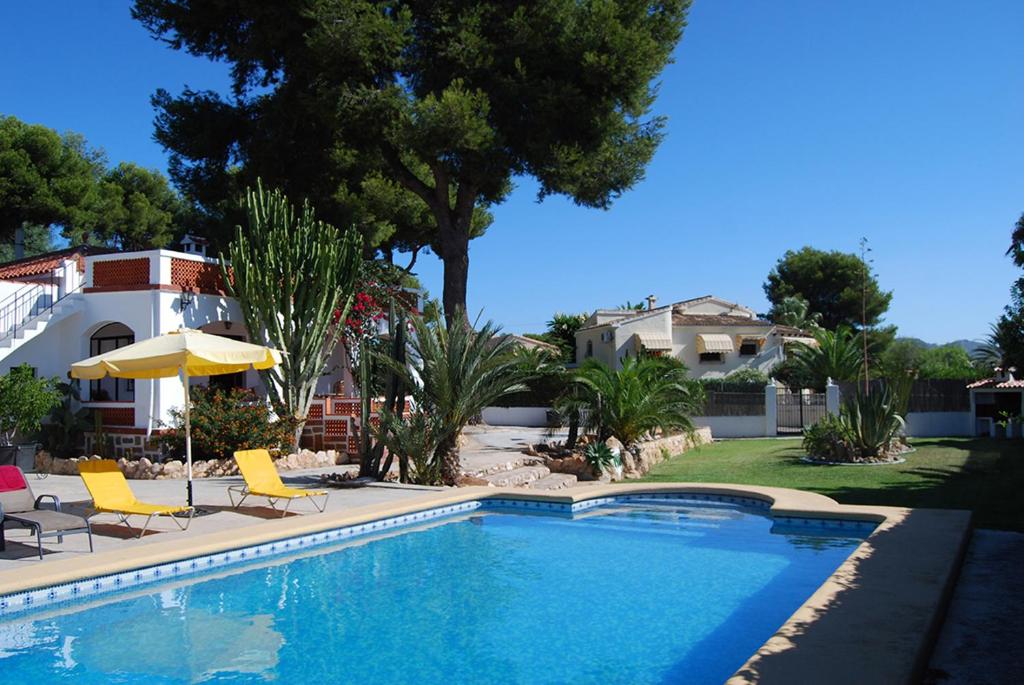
[
  {"xmin": 739, "ymin": 341, "xmax": 758, "ymax": 356},
  {"xmin": 699, "ymin": 352, "xmax": 724, "ymax": 363},
  {"xmin": 89, "ymin": 323, "xmax": 135, "ymax": 401},
  {"xmin": 586, "ymin": 340, "xmax": 593, "ymax": 358}
]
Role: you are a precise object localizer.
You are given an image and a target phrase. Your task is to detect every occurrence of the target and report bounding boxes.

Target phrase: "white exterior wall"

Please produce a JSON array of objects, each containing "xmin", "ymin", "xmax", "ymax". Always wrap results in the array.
[
  {"xmin": 612, "ymin": 309, "xmax": 673, "ymax": 366},
  {"xmin": 904, "ymin": 412, "xmax": 973, "ymax": 438},
  {"xmin": 673, "ymin": 325, "xmax": 783, "ymax": 379},
  {"xmin": 575, "ymin": 327, "xmax": 617, "ymax": 367},
  {"xmin": 2, "ymin": 249, "xmax": 356, "ymax": 435},
  {"xmin": 481, "ymin": 406, "xmax": 552, "ymax": 427},
  {"xmin": 692, "ymin": 415, "xmax": 769, "ymax": 438}
]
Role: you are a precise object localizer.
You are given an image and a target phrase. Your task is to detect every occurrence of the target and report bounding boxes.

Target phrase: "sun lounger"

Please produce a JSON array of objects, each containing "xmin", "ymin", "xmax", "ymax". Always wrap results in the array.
[
  {"xmin": 78, "ymin": 460, "xmax": 194, "ymax": 538},
  {"xmin": 229, "ymin": 450, "xmax": 329, "ymax": 517},
  {"xmin": 0, "ymin": 465, "xmax": 93, "ymax": 559}
]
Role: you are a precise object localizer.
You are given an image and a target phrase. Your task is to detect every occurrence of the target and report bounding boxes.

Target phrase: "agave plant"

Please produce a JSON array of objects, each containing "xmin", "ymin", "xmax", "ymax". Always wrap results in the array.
[
  {"xmin": 840, "ymin": 386, "xmax": 905, "ymax": 458},
  {"xmin": 564, "ymin": 356, "xmax": 705, "ymax": 451},
  {"xmin": 384, "ymin": 310, "xmax": 530, "ymax": 485},
  {"xmin": 788, "ymin": 327, "xmax": 863, "ymax": 389}
]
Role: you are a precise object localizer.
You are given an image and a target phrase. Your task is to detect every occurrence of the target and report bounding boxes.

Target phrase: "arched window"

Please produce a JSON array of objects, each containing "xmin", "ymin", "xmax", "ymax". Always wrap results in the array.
[{"xmin": 89, "ymin": 323, "xmax": 134, "ymax": 401}]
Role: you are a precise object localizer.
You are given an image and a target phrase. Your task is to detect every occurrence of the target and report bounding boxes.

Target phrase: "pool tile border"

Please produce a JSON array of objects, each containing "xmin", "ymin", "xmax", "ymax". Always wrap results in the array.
[{"xmin": 0, "ymin": 492, "xmax": 875, "ymax": 619}]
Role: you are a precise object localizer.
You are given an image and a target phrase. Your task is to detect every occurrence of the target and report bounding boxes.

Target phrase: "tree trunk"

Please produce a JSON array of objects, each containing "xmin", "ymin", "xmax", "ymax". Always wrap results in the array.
[
  {"xmin": 431, "ymin": 185, "xmax": 475, "ymax": 326},
  {"xmin": 435, "ymin": 432, "xmax": 461, "ymax": 485},
  {"xmin": 566, "ymin": 411, "xmax": 580, "ymax": 450}
]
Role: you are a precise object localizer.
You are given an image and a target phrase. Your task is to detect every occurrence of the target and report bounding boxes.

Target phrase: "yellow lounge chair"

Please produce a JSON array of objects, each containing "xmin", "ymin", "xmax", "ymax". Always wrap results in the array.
[
  {"xmin": 229, "ymin": 450, "xmax": 329, "ymax": 517},
  {"xmin": 78, "ymin": 460, "xmax": 194, "ymax": 538}
]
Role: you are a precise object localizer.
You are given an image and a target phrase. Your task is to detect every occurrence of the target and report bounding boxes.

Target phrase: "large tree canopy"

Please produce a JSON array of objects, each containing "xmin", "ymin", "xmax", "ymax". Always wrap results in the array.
[
  {"xmin": 0, "ymin": 116, "xmax": 191, "ymax": 254},
  {"xmin": 764, "ymin": 246, "xmax": 894, "ymax": 332},
  {"xmin": 0, "ymin": 115, "xmax": 107, "ymax": 244},
  {"xmin": 133, "ymin": 0, "xmax": 690, "ymax": 321},
  {"xmin": 99, "ymin": 162, "xmax": 188, "ymax": 250}
]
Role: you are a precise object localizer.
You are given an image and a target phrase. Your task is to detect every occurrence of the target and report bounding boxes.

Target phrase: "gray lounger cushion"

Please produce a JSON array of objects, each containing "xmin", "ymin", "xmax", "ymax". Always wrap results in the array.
[{"xmin": 5, "ymin": 509, "xmax": 89, "ymax": 532}]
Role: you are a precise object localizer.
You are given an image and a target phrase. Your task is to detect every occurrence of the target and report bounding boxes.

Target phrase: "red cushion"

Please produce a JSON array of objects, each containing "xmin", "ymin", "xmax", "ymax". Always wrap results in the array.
[{"xmin": 0, "ymin": 466, "xmax": 27, "ymax": 493}]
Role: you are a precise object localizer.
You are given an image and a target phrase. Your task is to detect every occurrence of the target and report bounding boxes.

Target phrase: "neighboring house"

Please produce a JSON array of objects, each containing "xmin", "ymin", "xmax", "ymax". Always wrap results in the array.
[
  {"xmin": 574, "ymin": 295, "xmax": 814, "ymax": 379},
  {"xmin": 493, "ymin": 334, "xmax": 561, "ymax": 355},
  {"xmin": 0, "ymin": 247, "xmax": 362, "ymax": 458}
]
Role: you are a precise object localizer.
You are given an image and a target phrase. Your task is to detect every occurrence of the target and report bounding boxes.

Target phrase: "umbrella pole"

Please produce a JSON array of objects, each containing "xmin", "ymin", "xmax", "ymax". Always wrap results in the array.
[{"xmin": 183, "ymin": 369, "xmax": 194, "ymax": 508}]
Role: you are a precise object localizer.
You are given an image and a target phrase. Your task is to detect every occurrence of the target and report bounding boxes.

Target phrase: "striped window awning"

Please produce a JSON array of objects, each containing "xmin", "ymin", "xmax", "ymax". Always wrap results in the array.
[
  {"xmin": 633, "ymin": 332, "xmax": 673, "ymax": 351},
  {"xmin": 782, "ymin": 336, "xmax": 819, "ymax": 347},
  {"xmin": 735, "ymin": 334, "xmax": 767, "ymax": 346},
  {"xmin": 696, "ymin": 333, "xmax": 734, "ymax": 354}
]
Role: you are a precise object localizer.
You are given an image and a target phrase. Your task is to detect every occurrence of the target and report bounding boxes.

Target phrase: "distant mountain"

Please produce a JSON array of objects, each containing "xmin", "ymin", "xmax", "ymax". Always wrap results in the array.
[{"xmin": 894, "ymin": 337, "xmax": 983, "ymax": 354}]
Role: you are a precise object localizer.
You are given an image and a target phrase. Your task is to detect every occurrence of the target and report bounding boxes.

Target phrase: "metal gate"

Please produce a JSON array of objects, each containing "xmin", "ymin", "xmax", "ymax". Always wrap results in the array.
[{"xmin": 777, "ymin": 390, "xmax": 827, "ymax": 433}]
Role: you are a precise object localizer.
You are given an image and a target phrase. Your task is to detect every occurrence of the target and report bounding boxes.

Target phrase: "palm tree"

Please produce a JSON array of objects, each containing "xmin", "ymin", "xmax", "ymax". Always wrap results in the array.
[
  {"xmin": 973, "ymin": 322, "xmax": 1013, "ymax": 370},
  {"xmin": 788, "ymin": 327, "xmax": 863, "ymax": 389},
  {"xmin": 563, "ymin": 356, "xmax": 704, "ymax": 451},
  {"xmin": 390, "ymin": 311, "xmax": 530, "ymax": 485},
  {"xmin": 771, "ymin": 295, "xmax": 822, "ymax": 331}
]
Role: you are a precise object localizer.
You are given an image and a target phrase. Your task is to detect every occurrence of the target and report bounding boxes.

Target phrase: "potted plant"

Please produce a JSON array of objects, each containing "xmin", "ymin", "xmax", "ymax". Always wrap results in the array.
[
  {"xmin": 994, "ymin": 412, "xmax": 1013, "ymax": 440},
  {"xmin": 0, "ymin": 365, "xmax": 62, "ymax": 467}
]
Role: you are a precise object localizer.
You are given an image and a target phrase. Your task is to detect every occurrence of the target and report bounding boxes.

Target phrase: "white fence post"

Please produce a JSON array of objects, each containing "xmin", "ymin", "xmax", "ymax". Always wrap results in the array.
[
  {"xmin": 764, "ymin": 380, "xmax": 778, "ymax": 437},
  {"xmin": 826, "ymin": 378, "xmax": 841, "ymax": 416}
]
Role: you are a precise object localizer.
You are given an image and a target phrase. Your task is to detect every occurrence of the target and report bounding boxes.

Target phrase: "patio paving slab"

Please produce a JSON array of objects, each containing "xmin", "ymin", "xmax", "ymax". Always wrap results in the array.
[
  {"xmin": 0, "ymin": 466, "xmax": 436, "ymax": 570},
  {"xmin": 925, "ymin": 529, "xmax": 1024, "ymax": 685}
]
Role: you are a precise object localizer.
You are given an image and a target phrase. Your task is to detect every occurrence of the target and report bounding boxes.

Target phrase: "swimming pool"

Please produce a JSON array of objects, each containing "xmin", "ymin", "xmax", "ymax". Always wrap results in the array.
[{"xmin": 0, "ymin": 494, "xmax": 873, "ymax": 684}]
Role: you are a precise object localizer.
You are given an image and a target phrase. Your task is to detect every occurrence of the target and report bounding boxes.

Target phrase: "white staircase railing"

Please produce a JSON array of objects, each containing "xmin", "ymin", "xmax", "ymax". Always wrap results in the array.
[{"xmin": 0, "ymin": 264, "xmax": 83, "ymax": 345}]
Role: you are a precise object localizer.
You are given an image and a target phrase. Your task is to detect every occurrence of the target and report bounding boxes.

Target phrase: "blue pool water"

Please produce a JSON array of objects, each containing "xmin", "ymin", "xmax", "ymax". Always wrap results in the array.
[{"xmin": 0, "ymin": 497, "xmax": 869, "ymax": 684}]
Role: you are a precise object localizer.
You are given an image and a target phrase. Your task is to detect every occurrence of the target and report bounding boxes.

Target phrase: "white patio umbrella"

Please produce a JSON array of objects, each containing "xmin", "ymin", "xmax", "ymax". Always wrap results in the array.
[{"xmin": 70, "ymin": 328, "xmax": 282, "ymax": 507}]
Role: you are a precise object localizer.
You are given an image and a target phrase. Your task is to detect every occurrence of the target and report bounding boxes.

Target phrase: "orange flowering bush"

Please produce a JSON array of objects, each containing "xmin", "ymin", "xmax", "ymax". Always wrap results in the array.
[{"xmin": 162, "ymin": 386, "xmax": 296, "ymax": 460}]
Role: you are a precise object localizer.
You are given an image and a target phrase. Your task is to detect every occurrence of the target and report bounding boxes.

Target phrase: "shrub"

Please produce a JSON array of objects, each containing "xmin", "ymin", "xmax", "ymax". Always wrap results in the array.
[
  {"xmin": 801, "ymin": 415, "xmax": 849, "ymax": 462},
  {"xmin": 161, "ymin": 386, "xmax": 296, "ymax": 460},
  {"xmin": 0, "ymin": 364, "xmax": 61, "ymax": 446},
  {"xmin": 699, "ymin": 368, "xmax": 770, "ymax": 393},
  {"xmin": 39, "ymin": 381, "xmax": 92, "ymax": 458},
  {"xmin": 583, "ymin": 442, "xmax": 620, "ymax": 476}
]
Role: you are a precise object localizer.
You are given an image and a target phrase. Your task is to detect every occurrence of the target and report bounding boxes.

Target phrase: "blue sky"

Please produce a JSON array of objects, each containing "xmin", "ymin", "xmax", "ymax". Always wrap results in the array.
[{"xmin": 2, "ymin": 1, "xmax": 1021, "ymax": 343}]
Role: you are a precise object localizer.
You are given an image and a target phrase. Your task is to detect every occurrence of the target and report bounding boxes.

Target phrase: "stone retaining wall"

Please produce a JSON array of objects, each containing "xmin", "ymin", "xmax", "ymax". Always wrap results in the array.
[
  {"xmin": 546, "ymin": 427, "xmax": 713, "ymax": 481},
  {"xmin": 621, "ymin": 427, "xmax": 712, "ymax": 478},
  {"xmin": 35, "ymin": 449, "xmax": 348, "ymax": 480}
]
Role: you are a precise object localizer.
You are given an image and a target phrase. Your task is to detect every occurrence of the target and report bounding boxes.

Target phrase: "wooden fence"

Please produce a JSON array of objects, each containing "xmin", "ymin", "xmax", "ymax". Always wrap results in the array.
[
  {"xmin": 838, "ymin": 379, "xmax": 970, "ymax": 413},
  {"xmin": 701, "ymin": 391, "xmax": 765, "ymax": 417}
]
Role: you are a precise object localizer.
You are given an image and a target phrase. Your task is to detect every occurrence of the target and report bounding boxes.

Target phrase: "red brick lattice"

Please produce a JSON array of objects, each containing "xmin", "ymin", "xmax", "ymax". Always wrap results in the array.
[
  {"xmin": 325, "ymin": 419, "xmax": 348, "ymax": 438},
  {"xmin": 170, "ymin": 259, "xmax": 227, "ymax": 293},
  {"xmin": 100, "ymin": 407, "xmax": 135, "ymax": 426},
  {"xmin": 92, "ymin": 258, "xmax": 150, "ymax": 288},
  {"xmin": 308, "ymin": 404, "xmax": 323, "ymax": 420},
  {"xmin": 331, "ymin": 400, "xmax": 360, "ymax": 417}
]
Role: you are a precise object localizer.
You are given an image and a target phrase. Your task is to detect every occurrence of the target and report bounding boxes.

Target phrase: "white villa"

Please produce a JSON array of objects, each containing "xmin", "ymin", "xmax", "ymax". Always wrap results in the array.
[
  {"xmin": 574, "ymin": 295, "xmax": 815, "ymax": 379},
  {"xmin": 0, "ymin": 244, "xmax": 365, "ymax": 459}
]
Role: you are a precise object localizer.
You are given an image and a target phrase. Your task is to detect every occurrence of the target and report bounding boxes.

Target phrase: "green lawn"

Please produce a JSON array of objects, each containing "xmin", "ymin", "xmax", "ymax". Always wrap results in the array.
[{"xmin": 639, "ymin": 437, "xmax": 1024, "ymax": 531}]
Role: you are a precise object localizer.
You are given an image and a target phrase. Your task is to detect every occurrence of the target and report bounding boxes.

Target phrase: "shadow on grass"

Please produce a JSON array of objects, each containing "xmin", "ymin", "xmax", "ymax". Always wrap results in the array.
[{"xmin": 795, "ymin": 439, "xmax": 1024, "ymax": 531}]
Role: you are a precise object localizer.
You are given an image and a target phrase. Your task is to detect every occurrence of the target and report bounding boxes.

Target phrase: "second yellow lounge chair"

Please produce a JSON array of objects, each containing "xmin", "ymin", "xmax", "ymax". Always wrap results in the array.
[
  {"xmin": 230, "ymin": 450, "xmax": 329, "ymax": 517},
  {"xmin": 78, "ymin": 460, "xmax": 194, "ymax": 538}
]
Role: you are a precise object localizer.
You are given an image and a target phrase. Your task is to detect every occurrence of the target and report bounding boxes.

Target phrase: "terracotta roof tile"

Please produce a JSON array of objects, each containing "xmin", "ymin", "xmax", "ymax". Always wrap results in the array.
[
  {"xmin": 967, "ymin": 378, "xmax": 1024, "ymax": 389},
  {"xmin": 0, "ymin": 246, "xmax": 112, "ymax": 280},
  {"xmin": 672, "ymin": 314, "xmax": 771, "ymax": 327}
]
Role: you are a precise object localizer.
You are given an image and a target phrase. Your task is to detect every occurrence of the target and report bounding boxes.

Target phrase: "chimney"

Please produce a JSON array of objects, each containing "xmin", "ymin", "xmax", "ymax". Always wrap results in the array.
[{"xmin": 646, "ymin": 294, "xmax": 657, "ymax": 310}]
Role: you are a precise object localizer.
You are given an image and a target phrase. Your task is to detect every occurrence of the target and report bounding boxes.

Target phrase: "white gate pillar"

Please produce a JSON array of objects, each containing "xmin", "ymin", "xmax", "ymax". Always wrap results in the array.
[
  {"xmin": 765, "ymin": 379, "xmax": 778, "ymax": 437},
  {"xmin": 826, "ymin": 378, "xmax": 841, "ymax": 416}
]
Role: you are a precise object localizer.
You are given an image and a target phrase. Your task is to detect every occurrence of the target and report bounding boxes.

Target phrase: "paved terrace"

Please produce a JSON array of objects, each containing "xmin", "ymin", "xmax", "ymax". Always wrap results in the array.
[{"xmin": 0, "ymin": 466, "xmax": 438, "ymax": 569}]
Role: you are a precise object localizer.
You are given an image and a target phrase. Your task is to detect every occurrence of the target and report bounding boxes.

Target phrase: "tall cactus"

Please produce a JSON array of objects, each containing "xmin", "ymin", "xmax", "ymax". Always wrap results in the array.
[{"xmin": 221, "ymin": 180, "xmax": 363, "ymax": 446}]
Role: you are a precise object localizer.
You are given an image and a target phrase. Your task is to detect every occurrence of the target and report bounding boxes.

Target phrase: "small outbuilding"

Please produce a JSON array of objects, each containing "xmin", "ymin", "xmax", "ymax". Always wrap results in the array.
[{"xmin": 967, "ymin": 367, "xmax": 1024, "ymax": 436}]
